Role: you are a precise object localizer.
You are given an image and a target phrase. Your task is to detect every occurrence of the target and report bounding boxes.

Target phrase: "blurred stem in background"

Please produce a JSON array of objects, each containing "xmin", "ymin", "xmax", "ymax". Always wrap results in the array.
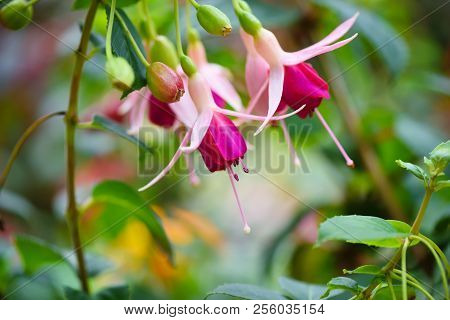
[
  {"xmin": 319, "ymin": 54, "xmax": 406, "ymax": 221},
  {"xmin": 65, "ymin": 0, "xmax": 100, "ymax": 295}
]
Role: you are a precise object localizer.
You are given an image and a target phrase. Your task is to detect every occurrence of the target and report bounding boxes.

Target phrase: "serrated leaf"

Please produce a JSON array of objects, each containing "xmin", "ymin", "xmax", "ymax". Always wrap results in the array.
[
  {"xmin": 95, "ymin": 285, "xmax": 130, "ymax": 300},
  {"xmin": 313, "ymin": 0, "xmax": 408, "ymax": 75},
  {"xmin": 278, "ymin": 277, "xmax": 327, "ymax": 300},
  {"xmin": 206, "ymin": 284, "xmax": 287, "ymax": 300},
  {"xmin": 317, "ymin": 215, "xmax": 410, "ymax": 248},
  {"xmin": 321, "ymin": 277, "xmax": 362, "ymax": 298},
  {"xmin": 91, "ymin": 180, "xmax": 173, "ymax": 263},
  {"xmin": 14, "ymin": 235, "xmax": 73, "ymax": 275},
  {"xmin": 396, "ymin": 160, "xmax": 428, "ymax": 181},
  {"xmin": 90, "ymin": 115, "xmax": 153, "ymax": 153},
  {"xmin": 105, "ymin": 6, "xmax": 147, "ymax": 95},
  {"xmin": 343, "ymin": 265, "xmax": 381, "ymax": 275}
]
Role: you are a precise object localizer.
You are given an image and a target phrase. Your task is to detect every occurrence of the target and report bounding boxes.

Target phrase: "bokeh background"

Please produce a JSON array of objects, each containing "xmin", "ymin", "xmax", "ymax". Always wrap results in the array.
[{"xmin": 0, "ymin": 0, "xmax": 449, "ymax": 299}]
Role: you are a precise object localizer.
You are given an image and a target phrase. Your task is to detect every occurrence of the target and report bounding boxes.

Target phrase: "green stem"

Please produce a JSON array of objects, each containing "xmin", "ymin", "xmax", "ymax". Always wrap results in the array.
[
  {"xmin": 0, "ymin": 111, "xmax": 66, "ymax": 191},
  {"xmin": 174, "ymin": 0, "xmax": 183, "ymax": 57},
  {"xmin": 410, "ymin": 188, "xmax": 433, "ymax": 235},
  {"xmin": 391, "ymin": 272, "xmax": 434, "ymax": 300},
  {"xmin": 65, "ymin": 0, "xmax": 100, "ymax": 295},
  {"xmin": 386, "ymin": 275, "xmax": 396, "ymax": 300},
  {"xmin": 420, "ymin": 234, "xmax": 450, "ymax": 273},
  {"xmin": 105, "ymin": 0, "xmax": 116, "ymax": 58},
  {"xmin": 401, "ymin": 238, "xmax": 410, "ymax": 300},
  {"xmin": 114, "ymin": 9, "xmax": 150, "ymax": 67},
  {"xmin": 187, "ymin": 0, "xmax": 199, "ymax": 9},
  {"xmin": 410, "ymin": 235, "xmax": 449, "ymax": 299},
  {"xmin": 232, "ymin": 0, "xmax": 244, "ymax": 15},
  {"xmin": 141, "ymin": 0, "xmax": 157, "ymax": 41}
]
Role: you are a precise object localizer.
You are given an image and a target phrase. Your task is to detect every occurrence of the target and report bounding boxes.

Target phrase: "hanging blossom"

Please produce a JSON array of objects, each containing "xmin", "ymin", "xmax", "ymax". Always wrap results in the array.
[
  {"xmin": 138, "ymin": 71, "xmax": 306, "ymax": 233},
  {"xmin": 240, "ymin": 12, "xmax": 359, "ymax": 167}
]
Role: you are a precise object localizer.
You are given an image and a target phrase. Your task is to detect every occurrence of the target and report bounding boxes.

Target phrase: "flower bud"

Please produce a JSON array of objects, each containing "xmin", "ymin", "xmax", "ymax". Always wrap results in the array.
[
  {"xmin": 0, "ymin": 0, "xmax": 33, "ymax": 31},
  {"xmin": 196, "ymin": 5, "xmax": 232, "ymax": 37},
  {"xmin": 238, "ymin": 11, "xmax": 262, "ymax": 36},
  {"xmin": 147, "ymin": 62, "xmax": 184, "ymax": 103},
  {"xmin": 105, "ymin": 56, "xmax": 135, "ymax": 91},
  {"xmin": 180, "ymin": 55, "xmax": 197, "ymax": 78},
  {"xmin": 150, "ymin": 35, "xmax": 178, "ymax": 70}
]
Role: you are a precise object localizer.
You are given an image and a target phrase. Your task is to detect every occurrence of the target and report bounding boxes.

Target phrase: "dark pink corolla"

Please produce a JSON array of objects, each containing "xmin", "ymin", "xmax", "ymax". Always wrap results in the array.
[{"xmin": 148, "ymin": 94, "xmax": 176, "ymax": 128}]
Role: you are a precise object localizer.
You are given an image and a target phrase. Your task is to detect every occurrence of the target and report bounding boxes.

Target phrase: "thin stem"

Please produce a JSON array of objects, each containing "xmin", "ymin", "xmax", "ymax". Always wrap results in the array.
[
  {"xmin": 187, "ymin": 0, "xmax": 199, "ymax": 9},
  {"xmin": 141, "ymin": 0, "xmax": 157, "ymax": 41},
  {"xmin": 0, "ymin": 111, "xmax": 66, "ymax": 191},
  {"xmin": 174, "ymin": 0, "xmax": 183, "ymax": 57},
  {"xmin": 386, "ymin": 275, "xmax": 396, "ymax": 300},
  {"xmin": 401, "ymin": 238, "xmax": 410, "ymax": 300},
  {"xmin": 391, "ymin": 272, "xmax": 434, "ymax": 300},
  {"xmin": 410, "ymin": 188, "xmax": 433, "ymax": 235},
  {"xmin": 420, "ymin": 234, "xmax": 450, "ymax": 273},
  {"xmin": 185, "ymin": 0, "xmax": 192, "ymax": 33},
  {"xmin": 114, "ymin": 10, "xmax": 150, "ymax": 67},
  {"xmin": 65, "ymin": 0, "xmax": 100, "ymax": 295},
  {"xmin": 410, "ymin": 235, "xmax": 449, "ymax": 299},
  {"xmin": 105, "ymin": 0, "xmax": 116, "ymax": 58}
]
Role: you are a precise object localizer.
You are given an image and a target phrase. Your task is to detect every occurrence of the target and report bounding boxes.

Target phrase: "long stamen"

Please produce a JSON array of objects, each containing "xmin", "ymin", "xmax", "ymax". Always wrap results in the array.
[
  {"xmin": 229, "ymin": 165, "xmax": 239, "ymax": 181},
  {"xmin": 183, "ymin": 152, "xmax": 200, "ymax": 186},
  {"xmin": 226, "ymin": 167, "xmax": 251, "ymax": 234},
  {"xmin": 240, "ymin": 158, "xmax": 249, "ymax": 173},
  {"xmin": 315, "ymin": 110, "xmax": 354, "ymax": 168},
  {"xmin": 280, "ymin": 119, "xmax": 301, "ymax": 167}
]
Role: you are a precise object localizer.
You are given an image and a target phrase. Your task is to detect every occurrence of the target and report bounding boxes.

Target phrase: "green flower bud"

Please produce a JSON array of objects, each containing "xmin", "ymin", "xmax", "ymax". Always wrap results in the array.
[
  {"xmin": 238, "ymin": 11, "xmax": 262, "ymax": 36},
  {"xmin": 147, "ymin": 62, "xmax": 185, "ymax": 103},
  {"xmin": 196, "ymin": 5, "xmax": 232, "ymax": 37},
  {"xmin": 187, "ymin": 28, "xmax": 200, "ymax": 44},
  {"xmin": 0, "ymin": 0, "xmax": 33, "ymax": 31},
  {"xmin": 105, "ymin": 56, "xmax": 135, "ymax": 91},
  {"xmin": 150, "ymin": 35, "xmax": 179, "ymax": 70},
  {"xmin": 238, "ymin": 0, "xmax": 251, "ymax": 12},
  {"xmin": 180, "ymin": 55, "xmax": 197, "ymax": 78}
]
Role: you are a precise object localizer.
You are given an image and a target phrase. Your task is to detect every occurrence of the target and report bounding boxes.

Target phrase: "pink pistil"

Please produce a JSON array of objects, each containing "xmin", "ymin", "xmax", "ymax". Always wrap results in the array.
[
  {"xmin": 226, "ymin": 167, "xmax": 251, "ymax": 234},
  {"xmin": 280, "ymin": 119, "xmax": 301, "ymax": 167},
  {"xmin": 315, "ymin": 110, "xmax": 354, "ymax": 168},
  {"xmin": 183, "ymin": 152, "xmax": 200, "ymax": 186}
]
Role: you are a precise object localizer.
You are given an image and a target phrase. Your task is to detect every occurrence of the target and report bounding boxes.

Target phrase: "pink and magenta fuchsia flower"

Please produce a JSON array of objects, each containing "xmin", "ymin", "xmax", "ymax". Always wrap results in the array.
[
  {"xmin": 241, "ymin": 13, "xmax": 359, "ymax": 167},
  {"xmin": 138, "ymin": 70, "xmax": 306, "ymax": 233}
]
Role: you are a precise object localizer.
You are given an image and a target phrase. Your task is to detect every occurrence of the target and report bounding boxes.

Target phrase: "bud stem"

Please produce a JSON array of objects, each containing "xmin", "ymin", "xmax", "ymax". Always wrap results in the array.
[
  {"xmin": 140, "ymin": 0, "xmax": 157, "ymax": 41},
  {"xmin": 174, "ymin": 0, "xmax": 184, "ymax": 57},
  {"xmin": 187, "ymin": 0, "xmax": 200, "ymax": 10},
  {"xmin": 105, "ymin": 0, "xmax": 117, "ymax": 59}
]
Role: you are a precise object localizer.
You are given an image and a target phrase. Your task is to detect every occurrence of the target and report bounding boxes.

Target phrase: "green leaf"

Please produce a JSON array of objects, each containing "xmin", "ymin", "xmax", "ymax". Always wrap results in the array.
[
  {"xmin": 0, "ymin": 0, "xmax": 14, "ymax": 10},
  {"xmin": 14, "ymin": 235, "xmax": 73, "ymax": 275},
  {"xmin": 321, "ymin": 277, "xmax": 362, "ymax": 298},
  {"xmin": 429, "ymin": 141, "xmax": 450, "ymax": 174},
  {"xmin": 91, "ymin": 180, "xmax": 173, "ymax": 263},
  {"xmin": 90, "ymin": 115, "xmax": 153, "ymax": 153},
  {"xmin": 95, "ymin": 284, "xmax": 130, "ymax": 300},
  {"xmin": 313, "ymin": 0, "xmax": 409, "ymax": 75},
  {"xmin": 372, "ymin": 284, "xmax": 415, "ymax": 300},
  {"xmin": 343, "ymin": 265, "xmax": 382, "ymax": 276},
  {"xmin": 396, "ymin": 160, "xmax": 428, "ymax": 182},
  {"xmin": 64, "ymin": 287, "xmax": 91, "ymax": 300},
  {"xmin": 435, "ymin": 180, "xmax": 450, "ymax": 192},
  {"xmin": 206, "ymin": 284, "xmax": 287, "ymax": 300},
  {"xmin": 278, "ymin": 277, "xmax": 327, "ymax": 300},
  {"xmin": 317, "ymin": 215, "xmax": 410, "ymax": 248},
  {"xmin": 105, "ymin": 6, "xmax": 147, "ymax": 95}
]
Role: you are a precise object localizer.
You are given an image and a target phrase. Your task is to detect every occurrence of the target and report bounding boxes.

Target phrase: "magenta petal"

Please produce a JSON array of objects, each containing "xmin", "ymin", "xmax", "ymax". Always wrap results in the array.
[
  {"xmin": 198, "ymin": 112, "xmax": 247, "ymax": 172},
  {"xmin": 148, "ymin": 95, "xmax": 176, "ymax": 128},
  {"xmin": 212, "ymin": 90, "xmax": 226, "ymax": 108},
  {"xmin": 282, "ymin": 63, "xmax": 329, "ymax": 118}
]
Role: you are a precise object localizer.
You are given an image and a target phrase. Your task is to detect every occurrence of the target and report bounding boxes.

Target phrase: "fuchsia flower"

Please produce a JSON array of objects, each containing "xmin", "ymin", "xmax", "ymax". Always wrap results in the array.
[
  {"xmin": 139, "ymin": 72, "xmax": 306, "ymax": 233},
  {"xmin": 240, "ymin": 13, "xmax": 359, "ymax": 167}
]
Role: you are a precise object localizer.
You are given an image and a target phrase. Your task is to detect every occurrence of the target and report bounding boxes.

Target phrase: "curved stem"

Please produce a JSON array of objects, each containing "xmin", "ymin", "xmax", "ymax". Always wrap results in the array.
[
  {"xmin": 174, "ymin": 0, "xmax": 183, "ymax": 57},
  {"xmin": 65, "ymin": 0, "xmax": 100, "ymax": 295},
  {"xmin": 0, "ymin": 111, "xmax": 65, "ymax": 191},
  {"xmin": 410, "ymin": 188, "xmax": 433, "ymax": 235},
  {"xmin": 105, "ymin": 0, "xmax": 116, "ymax": 58},
  {"xmin": 141, "ymin": 0, "xmax": 157, "ymax": 41},
  {"xmin": 420, "ymin": 234, "xmax": 450, "ymax": 273},
  {"xmin": 386, "ymin": 275, "xmax": 396, "ymax": 300},
  {"xmin": 391, "ymin": 272, "xmax": 434, "ymax": 300},
  {"xmin": 401, "ymin": 238, "xmax": 410, "ymax": 300},
  {"xmin": 187, "ymin": 0, "xmax": 199, "ymax": 9},
  {"xmin": 114, "ymin": 10, "xmax": 150, "ymax": 67},
  {"xmin": 410, "ymin": 235, "xmax": 449, "ymax": 299}
]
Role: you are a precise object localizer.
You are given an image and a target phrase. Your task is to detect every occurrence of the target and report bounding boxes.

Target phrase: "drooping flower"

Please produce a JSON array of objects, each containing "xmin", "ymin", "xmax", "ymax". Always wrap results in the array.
[
  {"xmin": 240, "ymin": 13, "xmax": 359, "ymax": 167},
  {"xmin": 139, "ymin": 72, "xmax": 305, "ymax": 233}
]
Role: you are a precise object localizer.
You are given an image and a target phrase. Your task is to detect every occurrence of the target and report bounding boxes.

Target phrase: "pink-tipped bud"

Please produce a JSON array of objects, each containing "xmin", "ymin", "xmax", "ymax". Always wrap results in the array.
[{"xmin": 147, "ymin": 62, "xmax": 185, "ymax": 103}]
